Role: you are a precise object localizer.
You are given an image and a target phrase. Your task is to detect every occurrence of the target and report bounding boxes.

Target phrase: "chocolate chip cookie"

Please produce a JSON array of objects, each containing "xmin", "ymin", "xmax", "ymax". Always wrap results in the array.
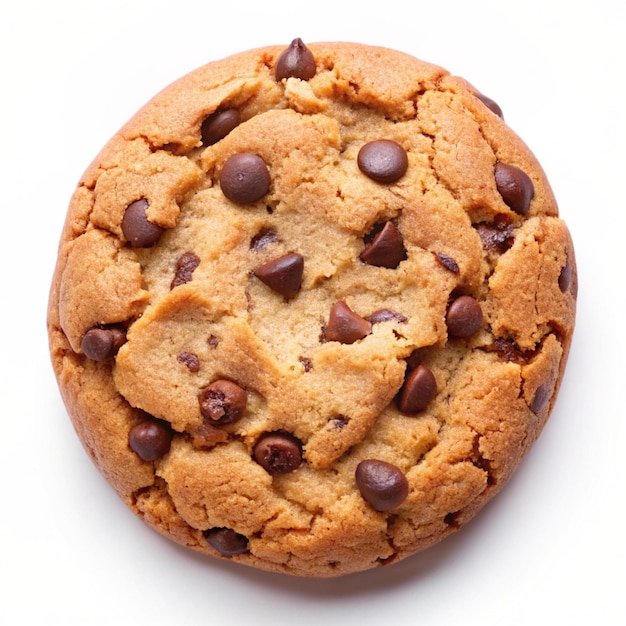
[{"xmin": 48, "ymin": 40, "xmax": 577, "ymax": 577}]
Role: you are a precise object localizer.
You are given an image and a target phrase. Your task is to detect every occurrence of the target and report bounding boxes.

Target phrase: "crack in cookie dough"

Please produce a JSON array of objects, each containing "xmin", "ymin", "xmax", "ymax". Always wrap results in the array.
[{"xmin": 48, "ymin": 40, "xmax": 576, "ymax": 578}]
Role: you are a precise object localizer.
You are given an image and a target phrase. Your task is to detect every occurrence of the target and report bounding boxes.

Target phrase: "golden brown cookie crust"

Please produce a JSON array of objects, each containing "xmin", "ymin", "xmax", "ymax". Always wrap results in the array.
[{"xmin": 48, "ymin": 41, "xmax": 576, "ymax": 577}]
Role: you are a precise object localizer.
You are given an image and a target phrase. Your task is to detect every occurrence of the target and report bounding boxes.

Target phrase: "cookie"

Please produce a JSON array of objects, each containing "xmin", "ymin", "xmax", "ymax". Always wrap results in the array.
[{"xmin": 48, "ymin": 40, "xmax": 577, "ymax": 577}]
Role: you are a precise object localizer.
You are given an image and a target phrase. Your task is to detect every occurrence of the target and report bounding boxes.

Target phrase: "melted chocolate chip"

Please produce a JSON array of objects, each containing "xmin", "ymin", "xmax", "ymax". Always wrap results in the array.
[
  {"xmin": 489, "ymin": 338, "xmax": 528, "ymax": 364},
  {"xmin": 366, "ymin": 309, "xmax": 408, "ymax": 324},
  {"xmin": 398, "ymin": 365, "xmax": 437, "ymax": 414},
  {"xmin": 275, "ymin": 38, "xmax": 317, "ymax": 81},
  {"xmin": 253, "ymin": 432, "xmax": 303, "ymax": 474},
  {"xmin": 198, "ymin": 379, "xmax": 247, "ymax": 425},
  {"xmin": 177, "ymin": 351, "xmax": 200, "ymax": 372},
  {"xmin": 435, "ymin": 252, "xmax": 460, "ymax": 274},
  {"xmin": 253, "ymin": 252, "xmax": 304, "ymax": 299},
  {"xmin": 81, "ymin": 326, "xmax": 126, "ymax": 361},
  {"xmin": 475, "ymin": 216, "xmax": 516, "ymax": 253},
  {"xmin": 446, "ymin": 295, "xmax": 483, "ymax": 338},
  {"xmin": 530, "ymin": 383, "xmax": 550, "ymax": 414},
  {"xmin": 250, "ymin": 228, "xmax": 278, "ymax": 251},
  {"xmin": 219, "ymin": 153, "xmax": 271, "ymax": 204},
  {"xmin": 201, "ymin": 108, "xmax": 241, "ymax": 146},
  {"xmin": 475, "ymin": 93, "xmax": 504, "ymax": 119},
  {"xmin": 121, "ymin": 198, "xmax": 165, "ymax": 248},
  {"xmin": 325, "ymin": 301, "xmax": 372, "ymax": 344},
  {"xmin": 559, "ymin": 253, "xmax": 573, "ymax": 292},
  {"xmin": 495, "ymin": 162, "xmax": 535, "ymax": 215},
  {"xmin": 357, "ymin": 140, "xmax": 408, "ymax": 184},
  {"xmin": 128, "ymin": 418, "xmax": 172, "ymax": 461},
  {"xmin": 355, "ymin": 460, "xmax": 409, "ymax": 512},
  {"xmin": 203, "ymin": 527, "xmax": 249, "ymax": 556},
  {"xmin": 171, "ymin": 252, "xmax": 200, "ymax": 289},
  {"xmin": 299, "ymin": 356, "xmax": 312, "ymax": 372},
  {"xmin": 360, "ymin": 222, "xmax": 407, "ymax": 268}
]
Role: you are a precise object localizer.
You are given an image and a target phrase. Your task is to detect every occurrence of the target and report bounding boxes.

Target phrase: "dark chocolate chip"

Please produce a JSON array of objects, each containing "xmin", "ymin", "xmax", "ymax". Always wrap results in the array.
[
  {"xmin": 275, "ymin": 38, "xmax": 317, "ymax": 81},
  {"xmin": 253, "ymin": 432, "xmax": 303, "ymax": 474},
  {"xmin": 299, "ymin": 356, "xmax": 312, "ymax": 372},
  {"xmin": 355, "ymin": 460, "xmax": 409, "ymax": 512},
  {"xmin": 121, "ymin": 198, "xmax": 165, "ymax": 248},
  {"xmin": 529, "ymin": 383, "xmax": 550, "ymax": 414},
  {"xmin": 325, "ymin": 301, "xmax": 372, "ymax": 344},
  {"xmin": 366, "ymin": 309, "xmax": 408, "ymax": 324},
  {"xmin": 435, "ymin": 252, "xmax": 460, "ymax": 274},
  {"xmin": 203, "ymin": 528, "xmax": 249, "ymax": 556},
  {"xmin": 559, "ymin": 253, "xmax": 573, "ymax": 292},
  {"xmin": 177, "ymin": 351, "xmax": 200, "ymax": 372},
  {"xmin": 495, "ymin": 162, "xmax": 534, "ymax": 215},
  {"xmin": 128, "ymin": 418, "xmax": 172, "ymax": 461},
  {"xmin": 250, "ymin": 228, "xmax": 278, "ymax": 251},
  {"xmin": 475, "ymin": 216, "xmax": 516, "ymax": 253},
  {"xmin": 357, "ymin": 140, "xmax": 408, "ymax": 184},
  {"xmin": 360, "ymin": 221, "xmax": 407, "ymax": 268},
  {"xmin": 219, "ymin": 153, "xmax": 271, "ymax": 204},
  {"xmin": 446, "ymin": 295, "xmax": 483, "ymax": 338},
  {"xmin": 201, "ymin": 108, "xmax": 241, "ymax": 146},
  {"xmin": 208, "ymin": 335, "xmax": 220, "ymax": 348},
  {"xmin": 253, "ymin": 252, "xmax": 304, "ymax": 299},
  {"xmin": 81, "ymin": 326, "xmax": 126, "ymax": 361},
  {"xmin": 475, "ymin": 93, "xmax": 504, "ymax": 119},
  {"xmin": 398, "ymin": 365, "xmax": 437, "ymax": 414},
  {"xmin": 198, "ymin": 379, "xmax": 247, "ymax": 425},
  {"xmin": 171, "ymin": 252, "xmax": 200, "ymax": 289},
  {"xmin": 489, "ymin": 338, "xmax": 528, "ymax": 364}
]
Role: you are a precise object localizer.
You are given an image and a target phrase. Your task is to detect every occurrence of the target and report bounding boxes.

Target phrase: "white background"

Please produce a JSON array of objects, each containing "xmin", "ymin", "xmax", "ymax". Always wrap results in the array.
[{"xmin": 2, "ymin": 1, "xmax": 624, "ymax": 624}]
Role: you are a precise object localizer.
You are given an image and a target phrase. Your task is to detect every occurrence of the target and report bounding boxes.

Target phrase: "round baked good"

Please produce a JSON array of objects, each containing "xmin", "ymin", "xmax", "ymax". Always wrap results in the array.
[{"xmin": 48, "ymin": 39, "xmax": 577, "ymax": 577}]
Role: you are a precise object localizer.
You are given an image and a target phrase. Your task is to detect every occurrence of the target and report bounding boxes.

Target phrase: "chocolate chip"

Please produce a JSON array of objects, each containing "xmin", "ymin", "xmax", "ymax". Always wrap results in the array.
[
  {"xmin": 219, "ymin": 153, "xmax": 271, "ymax": 204},
  {"xmin": 198, "ymin": 379, "xmax": 247, "ymax": 425},
  {"xmin": 299, "ymin": 356, "xmax": 312, "ymax": 372},
  {"xmin": 170, "ymin": 252, "xmax": 200, "ymax": 289},
  {"xmin": 475, "ymin": 93, "xmax": 504, "ymax": 119},
  {"xmin": 529, "ymin": 383, "xmax": 550, "ymax": 414},
  {"xmin": 357, "ymin": 140, "xmax": 408, "ymax": 184},
  {"xmin": 446, "ymin": 295, "xmax": 483, "ymax": 338},
  {"xmin": 366, "ymin": 309, "xmax": 408, "ymax": 324},
  {"xmin": 355, "ymin": 460, "xmax": 409, "ymax": 512},
  {"xmin": 559, "ymin": 253, "xmax": 573, "ymax": 292},
  {"xmin": 203, "ymin": 527, "xmax": 249, "ymax": 556},
  {"xmin": 398, "ymin": 365, "xmax": 437, "ymax": 414},
  {"xmin": 253, "ymin": 432, "xmax": 303, "ymax": 474},
  {"xmin": 250, "ymin": 228, "xmax": 278, "ymax": 251},
  {"xmin": 128, "ymin": 418, "xmax": 172, "ymax": 461},
  {"xmin": 435, "ymin": 252, "xmax": 460, "ymax": 274},
  {"xmin": 253, "ymin": 252, "xmax": 304, "ymax": 299},
  {"xmin": 275, "ymin": 38, "xmax": 317, "ymax": 81},
  {"xmin": 177, "ymin": 351, "xmax": 200, "ymax": 372},
  {"xmin": 325, "ymin": 301, "xmax": 372, "ymax": 344},
  {"xmin": 475, "ymin": 215, "xmax": 516, "ymax": 252},
  {"xmin": 121, "ymin": 198, "xmax": 165, "ymax": 248},
  {"xmin": 360, "ymin": 221, "xmax": 407, "ymax": 268},
  {"xmin": 495, "ymin": 162, "xmax": 535, "ymax": 215},
  {"xmin": 201, "ymin": 108, "xmax": 241, "ymax": 146},
  {"xmin": 81, "ymin": 326, "xmax": 126, "ymax": 361},
  {"xmin": 489, "ymin": 338, "xmax": 528, "ymax": 364}
]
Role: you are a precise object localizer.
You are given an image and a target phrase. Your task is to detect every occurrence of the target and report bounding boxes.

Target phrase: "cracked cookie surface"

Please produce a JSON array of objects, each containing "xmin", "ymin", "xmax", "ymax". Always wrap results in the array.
[{"xmin": 48, "ymin": 40, "xmax": 576, "ymax": 577}]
